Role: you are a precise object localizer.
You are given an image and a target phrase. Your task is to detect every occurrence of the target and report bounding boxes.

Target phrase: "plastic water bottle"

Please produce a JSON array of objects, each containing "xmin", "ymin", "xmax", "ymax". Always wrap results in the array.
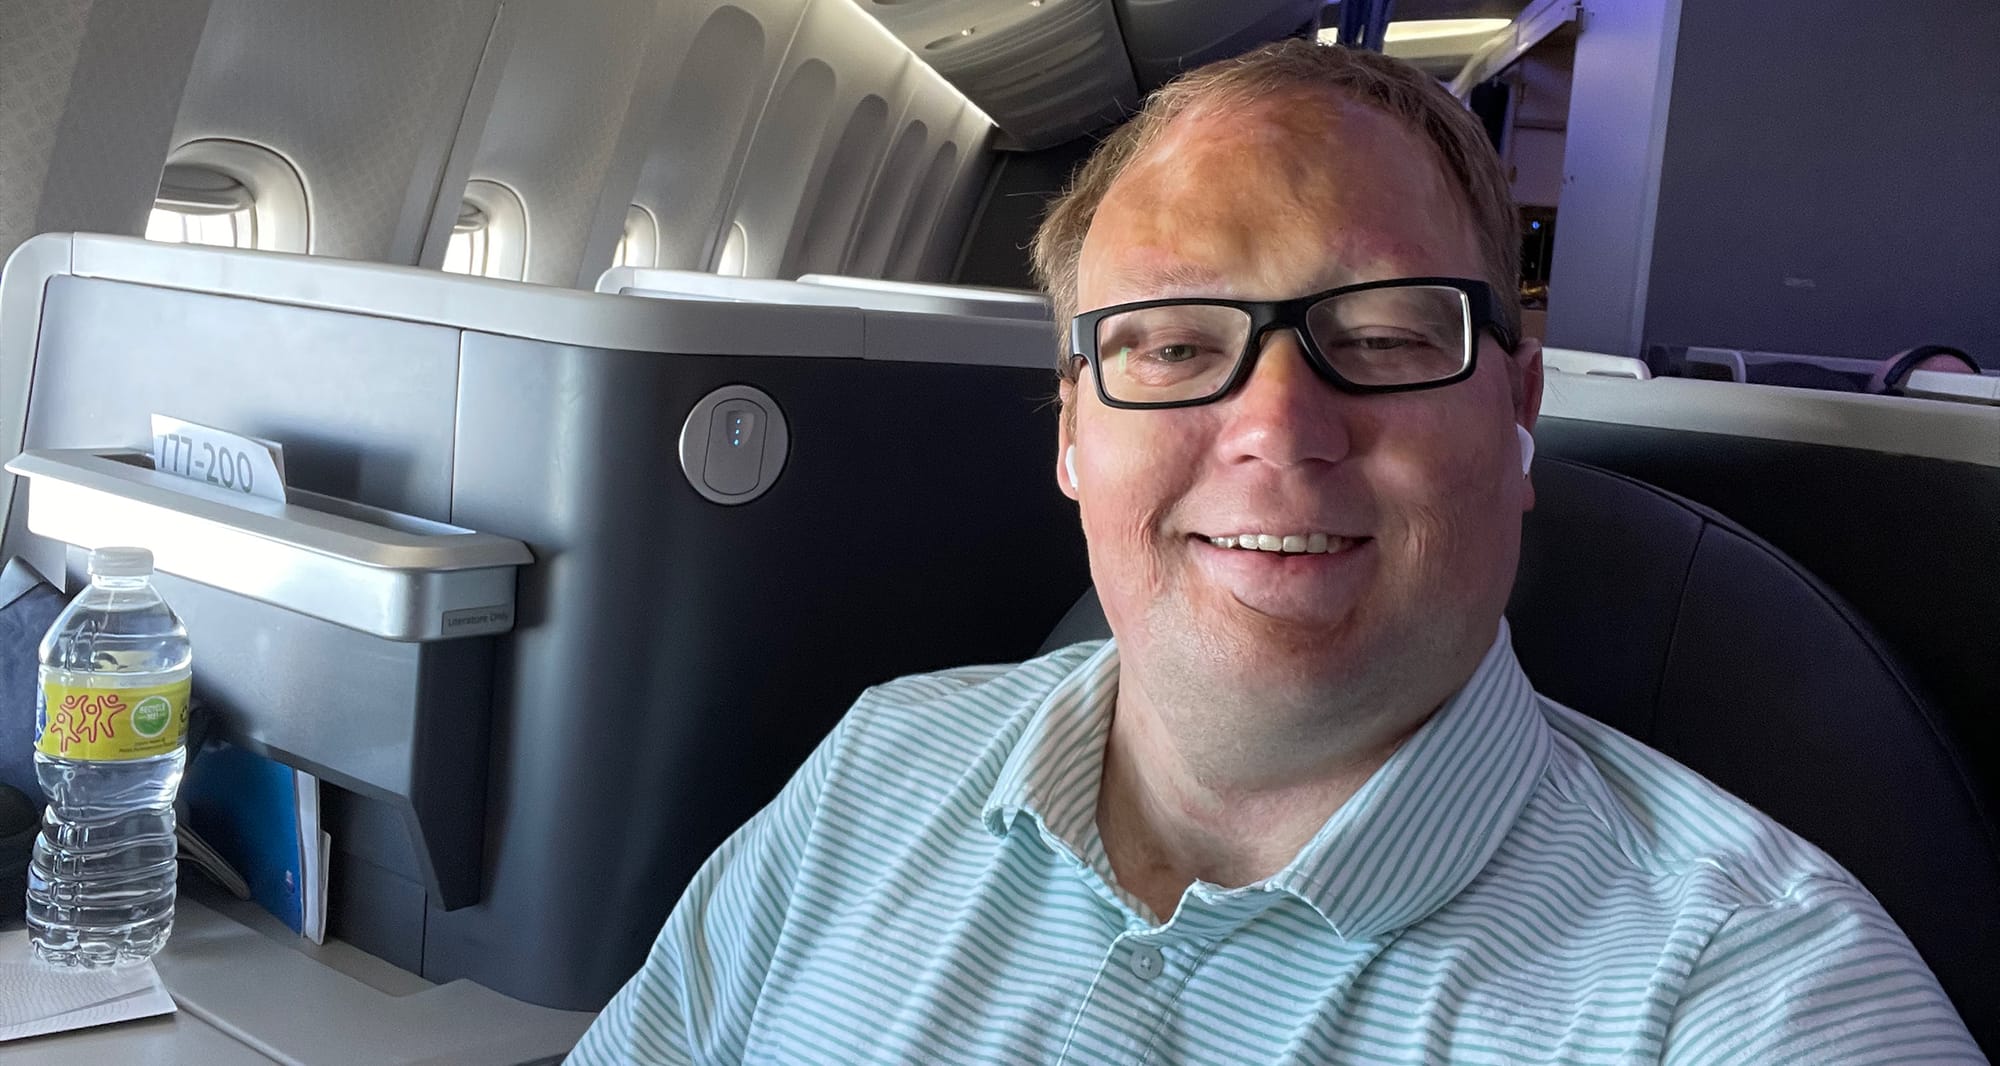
[{"xmin": 26, "ymin": 547, "xmax": 192, "ymax": 967}]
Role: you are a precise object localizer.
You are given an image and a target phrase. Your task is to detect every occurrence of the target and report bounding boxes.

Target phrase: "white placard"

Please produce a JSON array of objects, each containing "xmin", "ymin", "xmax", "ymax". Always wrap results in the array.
[
  {"xmin": 150, "ymin": 415, "xmax": 287, "ymax": 503},
  {"xmin": 0, "ymin": 949, "xmax": 176, "ymax": 1042}
]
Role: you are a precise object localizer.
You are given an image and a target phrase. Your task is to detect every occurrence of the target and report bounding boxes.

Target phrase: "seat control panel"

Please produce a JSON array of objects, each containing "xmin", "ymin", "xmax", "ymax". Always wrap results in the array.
[{"xmin": 679, "ymin": 385, "xmax": 789, "ymax": 505}]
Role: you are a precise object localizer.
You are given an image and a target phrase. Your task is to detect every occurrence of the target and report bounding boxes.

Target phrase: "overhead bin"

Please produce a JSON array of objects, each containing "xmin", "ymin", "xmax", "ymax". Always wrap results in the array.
[{"xmin": 0, "ymin": 234, "xmax": 1088, "ymax": 1012}]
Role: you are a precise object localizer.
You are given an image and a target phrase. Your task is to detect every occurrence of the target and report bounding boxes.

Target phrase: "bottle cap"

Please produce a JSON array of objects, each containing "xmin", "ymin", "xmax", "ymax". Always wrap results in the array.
[{"xmin": 88, "ymin": 546, "xmax": 155, "ymax": 579}]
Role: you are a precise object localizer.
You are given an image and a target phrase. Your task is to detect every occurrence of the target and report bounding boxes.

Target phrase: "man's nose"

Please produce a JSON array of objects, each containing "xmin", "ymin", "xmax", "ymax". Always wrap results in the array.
[{"xmin": 1214, "ymin": 329, "xmax": 1355, "ymax": 467}]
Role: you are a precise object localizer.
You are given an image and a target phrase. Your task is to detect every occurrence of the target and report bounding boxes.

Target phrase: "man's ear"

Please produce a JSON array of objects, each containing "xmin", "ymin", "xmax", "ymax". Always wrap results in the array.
[
  {"xmin": 1513, "ymin": 336, "xmax": 1544, "ymax": 432},
  {"xmin": 1056, "ymin": 378, "xmax": 1079, "ymax": 502},
  {"xmin": 1511, "ymin": 337, "xmax": 1544, "ymax": 512}
]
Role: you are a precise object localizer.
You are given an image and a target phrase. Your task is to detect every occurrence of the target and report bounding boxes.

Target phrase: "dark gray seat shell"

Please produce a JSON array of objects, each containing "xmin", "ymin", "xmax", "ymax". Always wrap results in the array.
[
  {"xmin": 1533, "ymin": 416, "xmax": 2000, "ymax": 820},
  {"xmin": 1040, "ymin": 457, "xmax": 1998, "ymax": 1053}
]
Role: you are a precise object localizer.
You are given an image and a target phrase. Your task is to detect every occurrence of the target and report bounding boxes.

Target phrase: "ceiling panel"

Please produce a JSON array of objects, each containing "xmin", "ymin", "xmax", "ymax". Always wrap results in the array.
[
  {"xmin": 862, "ymin": 0, "xmax": 1137, "ymax": 150},
  {"xmin": 1115, "ymin": 0, "xmax": 1324, "ymax": 88},
  {"xmin": 856, "ymin": 0, "xmax": 1537, "ymax": 149}
]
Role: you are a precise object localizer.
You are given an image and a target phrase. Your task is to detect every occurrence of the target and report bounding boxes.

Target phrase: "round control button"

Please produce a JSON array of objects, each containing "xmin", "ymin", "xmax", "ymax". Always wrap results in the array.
[{"xmin": 677, "ymin": 385, "xmax": 790, "ymax": 505}]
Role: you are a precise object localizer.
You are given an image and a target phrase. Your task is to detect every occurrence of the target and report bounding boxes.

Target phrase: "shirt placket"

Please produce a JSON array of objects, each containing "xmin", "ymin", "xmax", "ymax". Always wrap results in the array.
[
  {"xmin": 1056, "ymin": 926, "xmax": 1194, "ymax": 1065},
  {"xmin": 1054, "ymin": 886, "xmax": 1273, "ymax": 1064}
]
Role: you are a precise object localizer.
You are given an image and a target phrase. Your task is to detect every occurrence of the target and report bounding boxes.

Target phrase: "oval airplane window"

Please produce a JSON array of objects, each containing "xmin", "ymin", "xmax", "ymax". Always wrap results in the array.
[
  {"xmin": 613, "ymin": 205, "xmax": 659, "ymax": 270},
  {"xmin": 148, "ymin": 139, "xmax": 308, "ymax": 253},
  {"xmin": 442, "ymin": 179, "xmax": 528, "ymax": 280},
  {"xmin": 716, "ymin": 222, "xmax": 748, "ymax": 276}
]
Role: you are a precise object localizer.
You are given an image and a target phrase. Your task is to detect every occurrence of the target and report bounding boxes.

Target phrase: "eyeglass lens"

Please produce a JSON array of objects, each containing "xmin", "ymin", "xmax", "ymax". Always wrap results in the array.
[{"xmin": 1093, "ymin": 285, "xmax": 1471, "ymax": 403}]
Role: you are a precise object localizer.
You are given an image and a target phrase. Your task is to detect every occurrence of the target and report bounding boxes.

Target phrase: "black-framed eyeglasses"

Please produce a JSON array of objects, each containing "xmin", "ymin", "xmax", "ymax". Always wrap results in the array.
[{"xmin": 1069, "ymin": 276, "xmax": 1517, "ymax": 410}]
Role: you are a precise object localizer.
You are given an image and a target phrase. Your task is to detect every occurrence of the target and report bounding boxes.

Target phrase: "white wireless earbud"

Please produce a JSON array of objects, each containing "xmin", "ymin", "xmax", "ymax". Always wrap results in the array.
[
  {"xmin": 1515, "ymin": 424, "xmax": 1535, "ymax": 477},
  {"xmin": 1064, "ymin": 444, "xmax": 1079, "ymax": 490}
]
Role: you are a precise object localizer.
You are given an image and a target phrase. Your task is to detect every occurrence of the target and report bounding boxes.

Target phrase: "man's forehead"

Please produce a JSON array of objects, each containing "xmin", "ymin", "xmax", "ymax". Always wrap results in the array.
[
  {"xmin": 1100, "ymin": 252, "xmax": 1363, "ymax": 301},
  {"xmin": 1078, "ymin": 96, "xmax": 1477, "ymax": 306}
]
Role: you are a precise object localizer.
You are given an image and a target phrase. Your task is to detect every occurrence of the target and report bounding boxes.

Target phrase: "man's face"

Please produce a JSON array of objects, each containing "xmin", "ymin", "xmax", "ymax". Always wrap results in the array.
[{"xmin": 1060, "ymin": 95, "xmax": 1541, "ymax": 731}]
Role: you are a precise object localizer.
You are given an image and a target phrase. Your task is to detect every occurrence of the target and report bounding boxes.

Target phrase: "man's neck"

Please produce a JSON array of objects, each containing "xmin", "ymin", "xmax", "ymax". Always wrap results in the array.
[{"xmin": 1092, "ymin": 681, "xmax": 1430, "ymax": 923}]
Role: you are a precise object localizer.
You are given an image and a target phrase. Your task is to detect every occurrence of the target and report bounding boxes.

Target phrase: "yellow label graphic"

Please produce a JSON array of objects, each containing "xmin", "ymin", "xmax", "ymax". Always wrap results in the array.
[{"xmin": 36, "ymin": 678, "xmax": 191, "ymax": 761}]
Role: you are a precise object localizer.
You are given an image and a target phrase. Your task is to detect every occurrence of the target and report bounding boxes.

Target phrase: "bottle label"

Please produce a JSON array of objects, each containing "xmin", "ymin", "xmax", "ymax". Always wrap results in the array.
[{"xmin": 36, "ymin": 679, "xmax": 192, "ymax": 761}]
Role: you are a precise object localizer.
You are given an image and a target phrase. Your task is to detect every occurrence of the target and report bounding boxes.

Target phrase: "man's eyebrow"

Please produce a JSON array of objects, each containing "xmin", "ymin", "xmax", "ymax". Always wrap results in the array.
[
  {"xmin": 1109, "ymin": 261, "xmax": 1228, "ymax": 297},
  {"xmin": 1105, "ymin": 260, "xmax": 1368, "ymax": 301}
]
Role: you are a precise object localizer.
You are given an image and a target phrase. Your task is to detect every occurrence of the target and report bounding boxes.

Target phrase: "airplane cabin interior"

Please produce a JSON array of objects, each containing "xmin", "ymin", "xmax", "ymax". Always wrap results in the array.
[{"xmin": 0, "ymin": 0, "xmax": 1994, "ymax": 1061}]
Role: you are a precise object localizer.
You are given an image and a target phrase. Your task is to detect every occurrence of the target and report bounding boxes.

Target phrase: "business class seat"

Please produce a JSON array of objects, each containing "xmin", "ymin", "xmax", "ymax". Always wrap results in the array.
[
  {"xmin": 1534, "ymin": 369, "xmax": 2000, "ymax": 828},
  {"xmin": 1039, "ymin": 457, "xmax": 2000, "ymax": 1054},
  {"xmin": 0, "ymin": 234, "xmax": 1087, "ymax": 1016}
]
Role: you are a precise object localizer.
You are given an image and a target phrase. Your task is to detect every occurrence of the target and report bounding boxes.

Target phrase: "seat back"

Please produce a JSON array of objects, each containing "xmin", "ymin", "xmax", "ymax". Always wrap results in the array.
[
  {"xmin": 1040, "ymin": 457, "xmax": 1998, "ymax": 1051},
  {"xmin": 1537, "ymin": 370, "xmax": 2000, "ymax": 821}
]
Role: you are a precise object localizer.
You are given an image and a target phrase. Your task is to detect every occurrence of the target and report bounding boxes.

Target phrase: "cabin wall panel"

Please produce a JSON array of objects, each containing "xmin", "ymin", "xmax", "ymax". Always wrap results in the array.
[
  {"xmin": 0, "ymin": 0, "xmax": 210, "ymax": 265},
  {"xmin": 631, "ymin": 0, "xmax": 804, "ymax": 272},
  {"xmin": 170, "ymin": 0, "xmax": 503, "ymax": 264},
  {"xmin": 948, "ymin": 133, "xmax": 1094, "ymax": 290},
  {"xmin": 576, "ymin": 2, "xmax": 720, "ymax": 282},
  {"xmin": 886, "ymin": 141, "xmax": 959, "ymax": 281},
  {"xmin": 1642, "ymin": 0, "xmax": 2000, "ymax": 364},
  {"xmin": 863, "ymin": 69, "xmax": 996, "ymax": 284},
  {"xmin": 618, "ymin": 0, "xmax": 993, "ymax": 282},
  {"xmin": 802, "ymin": 57, "xmax": 928, "ymax": 278},
  {"xmin": 731, "ymin": 0, "xmax": 906, "ymax": 278},
  {"xmin": 787, "ymin": 93, "xmax": 891, "ymax": 277},
  {"xmin": 0, "ymin": 0, "xmax": 88, "ymax": 255},
  {"xmin": 729, "ymin": 58, "xmax": 840, "ymax": 279},
  {"xmin": 912, "ymin": 104, "xmax": 994, "ymax": 282},
  {"xmin": 468, "ymin": 0, "xmax": 660, "ymax": 287},
  {"xmin": 845, "ymin": 115, "xmax": 932, "ymax": 277}
]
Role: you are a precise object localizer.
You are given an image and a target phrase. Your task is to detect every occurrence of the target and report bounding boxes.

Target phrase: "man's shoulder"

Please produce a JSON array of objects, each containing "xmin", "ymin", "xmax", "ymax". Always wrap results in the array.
[
  {"xmin": 854, "ymin": 641, "xmax": 1102, "ymax": 715},
  {"xmin": 850, "ymin": 640, "xmax": 1105, "ymax": 731},
  {"xmin": 1526, "ymin": 694, "xmax": 1863, "ymax": 908},
  {"xmin": 820, "ymin": 640, "xmax": 1107, "ymax": 794}
]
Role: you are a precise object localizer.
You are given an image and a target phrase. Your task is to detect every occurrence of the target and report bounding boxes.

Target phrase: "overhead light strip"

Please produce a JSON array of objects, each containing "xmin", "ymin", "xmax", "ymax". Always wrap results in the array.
[
  {"xmin": 1316, "ymin": 17, "xmax": 1513, "ymax": 47},
  {"xmin": 1383, "ymin": 18, "xmax": 1513, "ymax": 44}
]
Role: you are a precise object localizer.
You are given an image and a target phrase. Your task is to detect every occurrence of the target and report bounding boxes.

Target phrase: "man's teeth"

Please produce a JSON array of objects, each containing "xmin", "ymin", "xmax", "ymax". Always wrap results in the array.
[{"xmin": 1206, "ymin": 532, "xmax": 1348, "ymax": 554}]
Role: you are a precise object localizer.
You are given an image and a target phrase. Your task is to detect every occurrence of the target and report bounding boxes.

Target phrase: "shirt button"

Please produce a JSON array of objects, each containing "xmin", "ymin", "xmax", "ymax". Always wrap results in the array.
[{"xmin": 1128, "ymin": 943, "xmax": 1164, "ymax": 981}]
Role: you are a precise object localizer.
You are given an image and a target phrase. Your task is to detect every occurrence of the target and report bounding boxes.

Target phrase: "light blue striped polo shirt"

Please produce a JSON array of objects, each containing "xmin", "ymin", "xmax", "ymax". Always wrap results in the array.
[{"xmin": 569, "ymin": 629, "xmax": 1981, "ymax": 1064}]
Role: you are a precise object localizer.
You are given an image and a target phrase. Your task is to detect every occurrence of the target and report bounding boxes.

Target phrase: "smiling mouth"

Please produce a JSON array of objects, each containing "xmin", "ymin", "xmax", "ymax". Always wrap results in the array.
[{"xmin": 1198, "ymin": 532, "xmax": 1366, "ymax": 556}]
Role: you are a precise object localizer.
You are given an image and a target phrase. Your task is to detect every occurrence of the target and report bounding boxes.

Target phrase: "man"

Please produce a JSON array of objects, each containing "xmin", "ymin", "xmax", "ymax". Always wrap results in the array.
[{"xmin": 571, "ymin": 40, "xmax": 1979, "ymax": 1063}]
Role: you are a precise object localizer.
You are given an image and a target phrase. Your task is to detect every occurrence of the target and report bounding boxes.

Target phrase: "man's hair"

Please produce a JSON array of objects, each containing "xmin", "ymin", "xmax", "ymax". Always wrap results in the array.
[{"xmin": 1031, "ymin": 38, "xmax": 1523, "ymax": 389}]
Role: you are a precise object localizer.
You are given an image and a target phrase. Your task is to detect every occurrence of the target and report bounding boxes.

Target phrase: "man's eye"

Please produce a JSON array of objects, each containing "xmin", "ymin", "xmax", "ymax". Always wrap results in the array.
[
  {"xmin": 1117, "ymin": 341, "xmax": 1212, "ymax": 365},
  {"xmin": 1327, "ymin": 332, "xmax": 1429, "ymax": 354}
]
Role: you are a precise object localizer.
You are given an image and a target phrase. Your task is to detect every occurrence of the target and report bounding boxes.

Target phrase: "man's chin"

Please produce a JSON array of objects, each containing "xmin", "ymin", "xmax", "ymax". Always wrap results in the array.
[{"xmin": 1147, "ymin": 597, "xmax": 1376, "ymax": 679}]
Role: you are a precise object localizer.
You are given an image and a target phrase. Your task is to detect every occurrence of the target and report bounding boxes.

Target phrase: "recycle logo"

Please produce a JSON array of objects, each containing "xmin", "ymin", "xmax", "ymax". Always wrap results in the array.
[{"xmin": 130, "ymin": 696, "xmax": 173, "ymax": 738}]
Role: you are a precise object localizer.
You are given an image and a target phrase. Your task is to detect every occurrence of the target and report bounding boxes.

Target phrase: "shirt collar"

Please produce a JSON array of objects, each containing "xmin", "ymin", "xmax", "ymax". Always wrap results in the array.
[
  {"xmin": 980, "ymin": 624, "xmax": 1552, "ymax": 941},
  {"xmin": 982, "ymin": 638, "xmax": 1120, "ymax": 846}
]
